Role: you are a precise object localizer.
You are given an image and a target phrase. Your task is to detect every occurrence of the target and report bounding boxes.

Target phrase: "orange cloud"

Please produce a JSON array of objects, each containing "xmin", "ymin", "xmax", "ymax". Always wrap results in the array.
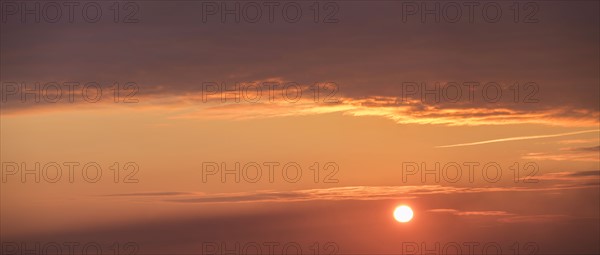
[
  {"xmin": 3, "ymin": 81, "xmax": 598, "ymax": 127},
  {"xmin": 102, "ymin": 171, "xmax": 599, "ymax": 204},
  {"xmin": 428, "ymin": 209, "xmax": 514, "ymax": 216},
  {"xmin": 436, "ymin": 130, "xmax": 600, "ymax": 148}
]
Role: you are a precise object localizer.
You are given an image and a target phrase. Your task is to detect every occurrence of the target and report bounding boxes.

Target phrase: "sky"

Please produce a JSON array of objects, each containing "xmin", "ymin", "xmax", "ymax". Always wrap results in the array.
[{"xmin": 1, "ymin": 1, "xmax": 599, "ymax": 254}]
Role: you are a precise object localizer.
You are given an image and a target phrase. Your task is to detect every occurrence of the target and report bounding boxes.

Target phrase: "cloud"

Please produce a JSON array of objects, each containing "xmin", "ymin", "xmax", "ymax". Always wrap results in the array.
[
  {"xmin": 565, "ymin": 170, "xmax": 600, "ymax": 177},
  {"xmin": 522, "ymin": 148, "xmax": 599, "ymax": 162},
  {"xmin": 101, "ymin": 192, "xmax": 195, "ymax": 197},
  {"xmin": 428, "ymin": 209, "xmax": 514, "ymax": 216},
  {"xmin": 569, "ymin": 145, "xmax": 600, "ymax": 152},
  {"xmin": 7, "ymin": 87, "xmax": 596, "ymax": 127},
  {"xmin": 428, "ymin": 208, "xmax": 579, "ymax": 224},
  {"xmin": 533, "ymin": 170, "xmax": 600, "ymax": 181},
  {"xmin": 498, "ymin": 215, "xmax": 572, "ymax": 223},
  {"xmin": 428, "ymin": 209, "xmax": 574, "ymax": 224},
  {"xmin": 1, "ymin": 1, "xmax": 599, "ymax": 127},
  {"xmin": 436, "ymin": 130, "xmax": 600, "ymax": 148},
  {"xmin": 556, "ymin": 139, "xmax": 599, "ymax": 145},
  {"xmin": 101, "ymin": 171, "xmax": 599, "ymax": 204}
]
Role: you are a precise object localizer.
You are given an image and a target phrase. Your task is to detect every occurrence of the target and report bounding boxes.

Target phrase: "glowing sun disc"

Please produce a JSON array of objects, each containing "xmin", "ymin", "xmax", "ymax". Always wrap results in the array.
[{"xmin": 394, "ymin": 205, "xmax": 414, "ymax": 223}]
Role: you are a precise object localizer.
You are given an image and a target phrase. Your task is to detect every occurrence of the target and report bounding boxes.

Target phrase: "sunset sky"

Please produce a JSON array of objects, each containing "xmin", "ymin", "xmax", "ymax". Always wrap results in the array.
[{"xmin": 1, "ymin": 1, "xmax": 599, "ymax": 254}]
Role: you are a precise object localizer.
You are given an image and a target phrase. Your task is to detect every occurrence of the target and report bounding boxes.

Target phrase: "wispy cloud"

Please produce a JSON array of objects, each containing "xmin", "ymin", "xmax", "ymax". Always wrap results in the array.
[
  {"xmin": 101, "ymin": 171, "xmax": 599, "ymax": 204},
  {"xmin": 568, "ymin": 145, "xmax": 600, "ymax": 152},
  {"xmin": 429, "ymin": 209, "xmax": 574, "ymax": 223},
  {"xmin": 521, "ymin": 146, "xmax": 600, "ymax": 162},
  {"xmin": 523, "ymin": 152, "xmax": 599, "ymax": 162},
  {"xmin": 101, "ymin": 192, "xmax": 195, "ymax": 197},
  {"xmin": 498, "ymin": 215, "xmax": 572, "ymax": 223},
  {"xmin": 532, "ymin": 170, "xmax": 600, "ymax": 181},
  {"xmin": 557, "ymin": 139, "xmax": 599, "ymax": 145},
  {"xmin": 3, "ymin": 79, "xmax": 598, "ymax": 127},
  {"xmin": 428, "ymin": 209, "xmax": 514, "ymax": 216},
  {"xmin": 436, "ymin": 130, "xmax": 600, "ymax": 148}
]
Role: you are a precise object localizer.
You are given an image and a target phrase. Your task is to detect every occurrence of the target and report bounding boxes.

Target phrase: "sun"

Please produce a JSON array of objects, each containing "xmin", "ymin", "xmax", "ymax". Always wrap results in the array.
[{"xmin": 393, "ymin": 205, "xmax": 414, "ymax": 223}]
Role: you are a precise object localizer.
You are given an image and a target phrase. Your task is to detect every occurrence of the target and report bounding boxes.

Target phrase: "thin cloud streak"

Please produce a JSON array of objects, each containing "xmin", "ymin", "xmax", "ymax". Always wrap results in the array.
[
  {"xmin": 498, "ymin": 215, "xmax": 573, "ymax": 223},
  {"xmin": 101, "ymin": 171, "xmax": 599, "ymax": 205},
  {"xmin": 428, "ymin": 209, "xmax": 514, "ymax": 216},
  {"xmin": 436, "ymin": 130, "xmax": 600, "ymax": 148}
]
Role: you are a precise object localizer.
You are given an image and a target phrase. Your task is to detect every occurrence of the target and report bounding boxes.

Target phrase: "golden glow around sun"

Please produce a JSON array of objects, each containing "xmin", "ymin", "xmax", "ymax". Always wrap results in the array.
[{"xmin": 394, "ymin": 205, "xmax": 414, "ymax": 223}]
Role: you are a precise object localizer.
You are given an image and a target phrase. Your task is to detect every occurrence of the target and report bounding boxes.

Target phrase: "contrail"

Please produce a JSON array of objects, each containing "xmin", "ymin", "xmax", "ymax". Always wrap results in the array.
[{"xmin": 436, "ymin": 129, "xmax": 600, "ymax": 148}]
